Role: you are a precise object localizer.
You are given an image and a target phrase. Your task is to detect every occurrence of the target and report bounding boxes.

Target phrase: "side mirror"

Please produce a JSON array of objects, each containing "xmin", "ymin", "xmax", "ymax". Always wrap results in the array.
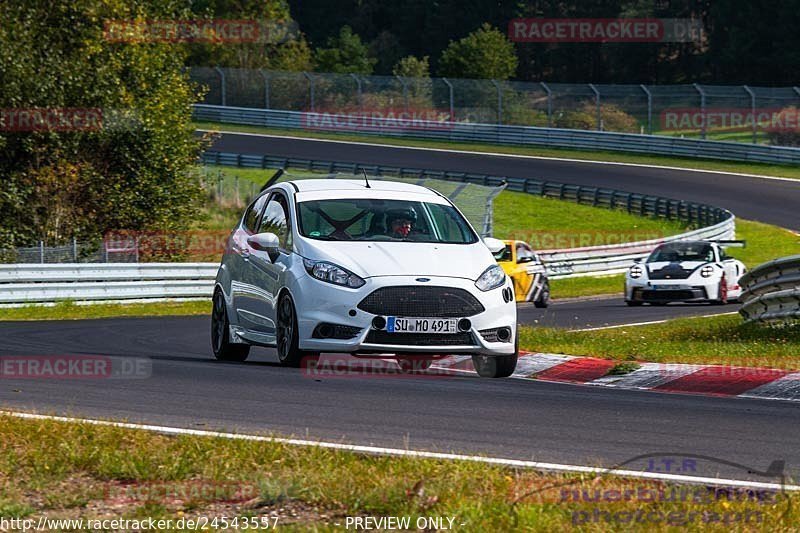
[
  {"xmin": 633, "ymin": 258, "xmax": 642, "ymax": 263},
  {"xmin": 247, "ymin": 232, "xmax": 280, "ymax": 262},
  {"xmin": 482, "ymin": 237, "xmax": 505, "ymax": 254},
  {"xmin": 517, "ymin": 256, "xmax": 534, "ymax": 264}
]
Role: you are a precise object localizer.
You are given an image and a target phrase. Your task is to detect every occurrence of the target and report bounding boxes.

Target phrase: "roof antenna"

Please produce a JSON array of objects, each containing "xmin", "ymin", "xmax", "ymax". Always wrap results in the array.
[{"xmin": 362, "ymin": 169, "xmax": 371, "ymax": 188}]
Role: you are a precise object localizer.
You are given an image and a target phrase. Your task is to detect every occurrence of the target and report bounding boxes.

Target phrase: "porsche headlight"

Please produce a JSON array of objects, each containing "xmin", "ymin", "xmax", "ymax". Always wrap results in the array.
[
  {"xmin": 700, "ymin": 265, "xmax": 715, "ymax": 278},
  {"xmin": 475, "ymin": 264, "xmax": 506, "ymax": 291},
  {"xmin": 629, "ymin": 265, "xmax": 643, "ymax": 279},
  {"xmin": 303, "ymin": 259, "xmax": 365, "ymax": 288}
]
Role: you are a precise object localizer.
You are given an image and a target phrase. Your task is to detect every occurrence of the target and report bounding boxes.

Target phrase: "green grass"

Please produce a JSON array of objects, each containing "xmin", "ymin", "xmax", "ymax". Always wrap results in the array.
[
  {"xmin": 520, "ymin": 314, "xmax": 800, "ymax": 370},
  {"xmin": 195, "ymin": 120, "xmax": 800, "ymax": 180},
  {"xmin": 1, "ymin": 414, "xmax": 795, "ymax": 531},
  {"xmin": 0, "ymin": 300, "xmax": 210, "ymax": 321}
]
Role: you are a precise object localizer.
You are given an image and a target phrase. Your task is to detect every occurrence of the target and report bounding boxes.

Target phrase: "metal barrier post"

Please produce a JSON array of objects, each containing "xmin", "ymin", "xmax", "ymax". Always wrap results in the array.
[
  {"xmin": 693, "ymin": 83, "xmax": 706, "ymax": 139},
  {"xmin": 442, "ymin": 78, "xmax": 454, "ymax": 121},
  {"xmin": 303, "ymin": 72, "xmax": 315, "ymax": 112},
  {"xmin": 640, "ymin": 85, "xmax": 652, "ymax": 134},
  {"xmin": 396, "ymin": 75, "xmax": 409, "ymax": 111},
  {"xmin": 589, "ymin": 84, "xmax": 601, "ymax": 130},
  {"xmin": 214, "ymin": 67, "xmax": 226, "ymax": 106},
  {"xmin": 39, "ymin": 241, "xmax": 44, "ymax": 264},
  {"xmin": 73, "ymin": 237, "xmax": 78, "ymax": 262},
  {"xmin": 491, "ymin": 80, "xmax": 503, "ymax": 125},
  {"xmin": 743, "ymin": 85, "xmax": 756, "ymax": 144},
  {"xmin": 350, "ymin": 74, "xmax": 363, "ymax": 112},
  {"xmin": 541, "ymin": 82, "xmax": 552, "ymax": 127},
  {"xmin": 259, "ymin": 70, "xmax": 270, "ymax": 109}
]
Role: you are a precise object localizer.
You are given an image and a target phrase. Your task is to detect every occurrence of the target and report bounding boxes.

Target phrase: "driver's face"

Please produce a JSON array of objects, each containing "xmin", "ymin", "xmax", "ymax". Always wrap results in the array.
[{"xmin": 391, "ymin": 218, "xmax": 412, "ymax": 237}]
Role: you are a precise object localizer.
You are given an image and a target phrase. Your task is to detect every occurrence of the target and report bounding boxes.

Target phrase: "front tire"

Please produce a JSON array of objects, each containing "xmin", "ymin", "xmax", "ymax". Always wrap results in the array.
[
  {"xmin": 534, "ymin": 279, "xmax": 550, "ymax": 308},
  {"xmin": 712, "ymin": 276, "xmax": 729, "ymax": 305},
  {"xmin": 276, "ymin": 294, "xmax": 318, "ymax": 367},
  {"xmin": 211, "ymin": 289, "xmax": 250, "ymax": 362},
  {"xmin": 472, "ymin": 335, "xmax": 518, "ymax": 378}
]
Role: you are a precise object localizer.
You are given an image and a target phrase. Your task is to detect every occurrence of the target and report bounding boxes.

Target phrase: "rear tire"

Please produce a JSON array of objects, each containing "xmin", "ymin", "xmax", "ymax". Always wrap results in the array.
[
  {"xmin": 534, "ymin": 280, "xmax": 550, "ymax": 308},
  {"xmin": 211, "ymin": 289, "xmax": 250, "ymax": 362},
  {"xmin": 472, "ymin": 335, "xmax": 518, "ymax": 378},
  {"xmin": 276, "ymin": 293, "xmax": 318, "ymax": 367}
]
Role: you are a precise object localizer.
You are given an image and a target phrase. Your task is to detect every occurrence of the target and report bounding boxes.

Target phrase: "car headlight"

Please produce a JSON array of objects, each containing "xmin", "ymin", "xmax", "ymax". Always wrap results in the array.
[
  {"xmin": 475, "ymin": 264, "xmax": 506, "ymax": 291},
  {"xmin": 700, "ymin": 265, "xmax": 715, "ymax": 278},
  {"xmin": 303, "ymin": 259, "xmax": 365, "ymax": 288},
  {"xmin": 629, "ymin": 265, "xmax": 643, "ymax": 279}
]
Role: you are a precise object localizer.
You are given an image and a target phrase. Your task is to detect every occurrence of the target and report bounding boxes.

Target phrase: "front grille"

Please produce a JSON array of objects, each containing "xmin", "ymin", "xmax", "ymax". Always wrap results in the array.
[
  {"xmin": 358, "ymin": 286, "xmax": 484, "ymax": 317},
  {"xmin": 648, "ymin": 266, "xmax": 694, "ymax": 280},
  {"xmin": 365, "ymin": 330, "xmax": 475, "ymax": 346},
  {"xmin": 641, "ymin": 289, "xmax": 697, "ymax": 300}
]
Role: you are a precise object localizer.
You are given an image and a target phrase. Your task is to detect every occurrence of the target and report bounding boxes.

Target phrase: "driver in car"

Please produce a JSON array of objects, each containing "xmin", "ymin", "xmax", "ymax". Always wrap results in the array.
[{"xmin": 385, "ymin": 207, "xmax": 417, "ymax": 239}]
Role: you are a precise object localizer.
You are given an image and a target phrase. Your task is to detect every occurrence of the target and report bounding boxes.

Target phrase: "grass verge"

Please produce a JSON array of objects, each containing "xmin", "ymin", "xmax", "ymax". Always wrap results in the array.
[
  {"xmin": 195, "ymin": 121, "xmax": 800, "ymax": 180},
  {"xmin": 0, "ymin": 414, "xmax": 795, "ymax": 531},
  {"xmin": 0, "ymin": 300, "xmax": 210, "ymax": 322},
  {"xmin": 520, "ymin": 314, "xmax": 800, "ymax": 371}
]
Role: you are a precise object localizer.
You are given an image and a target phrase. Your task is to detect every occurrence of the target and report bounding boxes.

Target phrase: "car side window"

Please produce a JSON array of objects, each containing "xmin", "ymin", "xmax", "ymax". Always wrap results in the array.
[
  {"xmin": 242, "ymin": 194, "xmax": 269, "ymax": 234},
  {"xmin": 517, "ymin": 243, "xmax": 535, "ymax": 263},
  {"xmin": 259, "ymin": 193, "xmax": 292, "ymax": 251}
]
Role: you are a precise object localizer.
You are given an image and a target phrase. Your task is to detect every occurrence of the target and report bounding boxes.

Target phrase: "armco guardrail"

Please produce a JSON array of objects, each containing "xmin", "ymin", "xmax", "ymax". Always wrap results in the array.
[
  {"xmin": 739, "ymin": 256, "xmax": 800, "ymax": 323},
  {"xmin": 201, "ymin": 150, "xmax": 735, "ymax": 278},
  {"xmin": 0, "ymin": 264, "xmax": 217, "ymax": 304},
  {"xmin": 194, "ymin": 104, "xmax": 800, "ymax": 165}
]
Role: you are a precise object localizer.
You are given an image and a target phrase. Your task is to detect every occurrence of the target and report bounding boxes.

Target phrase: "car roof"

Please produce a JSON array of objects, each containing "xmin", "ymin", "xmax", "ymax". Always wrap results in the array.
[{"xmin": 289, "ymin": 179, "xmax": 441, "ymax": 196}]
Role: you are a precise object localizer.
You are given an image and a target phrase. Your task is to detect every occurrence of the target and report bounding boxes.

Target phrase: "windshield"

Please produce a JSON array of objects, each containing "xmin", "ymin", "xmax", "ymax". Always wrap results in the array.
[
  {"xmin": 647, "ymin": 243, "xmax": 715, "ymax": 263},
  {"xmin": 297, "ymin": 198, "xmax": 478, "ymax": 244}
]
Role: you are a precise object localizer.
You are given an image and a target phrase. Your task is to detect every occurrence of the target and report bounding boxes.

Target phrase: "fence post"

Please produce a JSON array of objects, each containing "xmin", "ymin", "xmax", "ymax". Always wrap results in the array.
[
  {"xmin": 442, "ymin": 78, "xmax": 454, "ymax": 121},
  {"xmin": 350, "ymin": 73, "xmax": 363, "ymax": 111},
  {"xmin": 214, "ymin": 67, "xmax": 226, "ymax": 106},
  {"xmin": 73, "ymin": 237, "xmax": 78, "ymax": 262},
  {"xmin": 303, "ymin": 72, "xmax": 315, "ymax": 112},
  {"xmin": 491, "ymin": 80, "xmax": 502, "ymax": 125},
  {"xmin": 259, "ymin": 70, "xmax": 270, "ymax": 109},
  {"xmin": 588, "ymin": 84, "xmax": 601, "ymax": 131},
  {"xmin": 640, "ymin": 84, "xmax": 652, "ymax": 134},
  {"xmin": 39, "ymin": 241, "xmax": 44, "ymax": 264},
  {"xmin": 396, "ymin": 75, "xmax": 409, "ymax": 111},
  {"xmin": 540, "ymin": 82, "xmax": 552, "ymax": 127},
  {"xmin": 693, "ymin": 83, "xmax": 706, "ymax": 139},
  {"xmin": 743, "ymin": 85, "xmax": 756, "ymax": 144}
]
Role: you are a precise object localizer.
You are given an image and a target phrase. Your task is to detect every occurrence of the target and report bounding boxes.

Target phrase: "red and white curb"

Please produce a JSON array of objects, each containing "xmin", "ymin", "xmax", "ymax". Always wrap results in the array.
[{"xmin": 430, "ymin": 353, "xmax": 800, "ymax": 402}]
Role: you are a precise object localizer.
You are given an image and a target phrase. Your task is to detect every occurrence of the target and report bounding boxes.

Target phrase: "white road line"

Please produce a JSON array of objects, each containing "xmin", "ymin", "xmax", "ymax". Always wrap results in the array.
[
  {"xmin": 201, "ymin": 129, "xmax": 800, "ymax": 184},
  {"xmin": 572, "ymin": 312, "xmax": 737, "ymax": 332},
  {"xmin": 4, "ymin": 410, "xmax": 796, "ymax": 491}
]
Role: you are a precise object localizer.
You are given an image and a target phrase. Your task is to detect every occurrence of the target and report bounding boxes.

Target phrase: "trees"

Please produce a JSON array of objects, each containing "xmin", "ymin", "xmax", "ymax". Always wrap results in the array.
[
  {"xmin": 438, "ymin": 24, "xmax": 517, "ymax": 80},
  {"xmin": 0, "ymin": 0, "xmax": 206, "ymax": 248},
  {"xmin": 314, "ymin": 26, "xmax": 376, "ymax": 74}
]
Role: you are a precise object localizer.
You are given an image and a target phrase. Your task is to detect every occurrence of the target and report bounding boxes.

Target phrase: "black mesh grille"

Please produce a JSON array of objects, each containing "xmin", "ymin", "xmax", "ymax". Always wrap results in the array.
[
  {"xmin": 358, "ymin": 286, "xmax": 484, "ymax": 317},
  {"xmin": 641, "ymin": 290, "xmax": 697, "ymax": 300},
  {"xmin": 365, "ymin": 330, "xmax": 475, "ymax": 346}
]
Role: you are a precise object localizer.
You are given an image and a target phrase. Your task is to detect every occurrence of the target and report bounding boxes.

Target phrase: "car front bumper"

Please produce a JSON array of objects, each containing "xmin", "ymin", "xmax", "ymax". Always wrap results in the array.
[{"xmin": 293, "ymin": 275, "xmax": 517, "ymax": 356}]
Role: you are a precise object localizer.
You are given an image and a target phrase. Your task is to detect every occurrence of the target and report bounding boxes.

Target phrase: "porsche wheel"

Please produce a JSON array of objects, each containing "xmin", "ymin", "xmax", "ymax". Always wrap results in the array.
[
  {"xmin": 534, "ymin": 280, "xmax": 550, "ymax": 308},
  {"xmin": 712, "ymin": 276, "xmax": 729, "ymax": 305}
]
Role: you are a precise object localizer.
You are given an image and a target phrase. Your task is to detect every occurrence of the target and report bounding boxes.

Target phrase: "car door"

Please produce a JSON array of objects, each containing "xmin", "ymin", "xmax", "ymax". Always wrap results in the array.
[
  {"xmin": 230, "ymin": 193, "xmax": 269, "ymax": 327},
  {"xmin": 238, "ymin": 191, "xmax": 294, "ymax": 336}
]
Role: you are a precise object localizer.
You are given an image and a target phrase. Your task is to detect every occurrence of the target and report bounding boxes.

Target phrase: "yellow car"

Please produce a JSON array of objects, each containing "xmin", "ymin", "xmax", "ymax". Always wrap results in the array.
[{"xmin": 494, "ymin": 240, "xmax": 550, "ymax": 307}]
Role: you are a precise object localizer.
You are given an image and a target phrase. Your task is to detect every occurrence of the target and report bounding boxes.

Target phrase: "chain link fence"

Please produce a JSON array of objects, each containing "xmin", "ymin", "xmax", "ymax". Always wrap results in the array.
[{"xmin": 190, "ymin": 67, "xmax": 800, "ymax": 145}]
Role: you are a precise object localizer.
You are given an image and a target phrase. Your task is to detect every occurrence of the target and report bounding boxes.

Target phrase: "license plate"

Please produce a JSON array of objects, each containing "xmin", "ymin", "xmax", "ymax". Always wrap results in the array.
[
  {"xmin": 386, "ymin": 317, "xmax": 458, "ymax": 333},
  {"xmin": 654, "ymin": 284, "xmax": 684, "ymax": 290}
]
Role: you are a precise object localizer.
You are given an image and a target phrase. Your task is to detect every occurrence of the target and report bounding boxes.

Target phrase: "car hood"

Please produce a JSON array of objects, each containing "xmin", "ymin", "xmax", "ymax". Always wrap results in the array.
[
  {"xmin": 298, "ymin": 239, "xmax": 494, "ymax": 280},
  {"xmin": 647, "ymin": 261, "xmax": 706, "ymax": 272}
]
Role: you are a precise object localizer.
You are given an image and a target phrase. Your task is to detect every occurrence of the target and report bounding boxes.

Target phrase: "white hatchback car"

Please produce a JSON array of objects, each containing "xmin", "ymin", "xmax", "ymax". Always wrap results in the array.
[{"xmin": 212, "ymin": 178, "xmax": 519, "ymax": 378}]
